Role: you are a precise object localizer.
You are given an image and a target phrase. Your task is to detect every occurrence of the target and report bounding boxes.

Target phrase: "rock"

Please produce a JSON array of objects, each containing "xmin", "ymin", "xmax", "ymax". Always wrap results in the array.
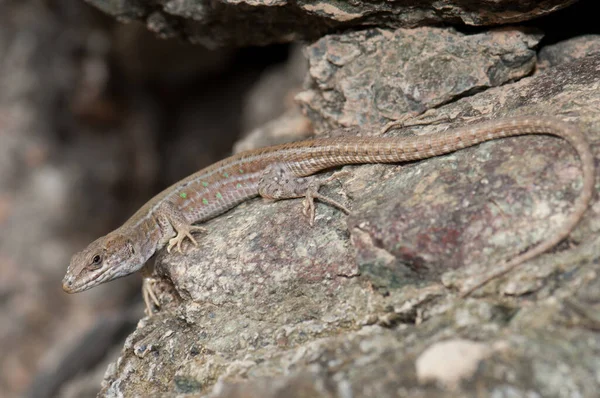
[
  {"xmin": 538, "ymin": 34, "xmax": 600, "ymax": 68},
  {"xmin": 415, "ymin": 339, "xmax": 498, "ymax": 389},
  {"xmin": 99, "ymin": 32, "xmax": 600, "ymax": 398},
  {"xmin": 84, "ymin": 0, "xmax": 577, "ymax": 46},
  {"xmin": 297, "ymin": 27, "xmax": 542, "ymax": 129}
]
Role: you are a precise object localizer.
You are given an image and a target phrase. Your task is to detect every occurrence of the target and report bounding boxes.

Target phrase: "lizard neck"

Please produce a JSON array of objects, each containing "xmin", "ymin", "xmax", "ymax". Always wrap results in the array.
[{"xmin": 122, "ymin": 217, "xmax": 163, "ymax": 265}]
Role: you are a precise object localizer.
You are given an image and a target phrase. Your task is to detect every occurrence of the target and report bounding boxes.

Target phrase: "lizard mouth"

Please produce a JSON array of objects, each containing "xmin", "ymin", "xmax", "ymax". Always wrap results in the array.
[{"xmin": 62, "ymin": 266, "xmax": 112, "ymax": 293}]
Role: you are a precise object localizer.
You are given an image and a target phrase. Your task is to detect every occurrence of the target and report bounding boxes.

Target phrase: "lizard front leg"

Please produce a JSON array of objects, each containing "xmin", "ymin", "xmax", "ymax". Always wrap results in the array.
[
  {"xmin": 140, "ymin": 263, "xmax": 161, "ymax": 315},
  {"xmin": 155, "ymin": 201, "xmax": 207, "ymax": 253},
  {"xmin": 258, "ymin": 164, "xmax": 350, "ymax": 225}
]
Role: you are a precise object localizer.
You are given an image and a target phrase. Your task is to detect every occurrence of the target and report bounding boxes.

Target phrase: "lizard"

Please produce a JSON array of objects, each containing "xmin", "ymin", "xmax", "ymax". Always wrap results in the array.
[{"xmin": 62, "ymin": 116, "xmax": 595, "ymax": 310}]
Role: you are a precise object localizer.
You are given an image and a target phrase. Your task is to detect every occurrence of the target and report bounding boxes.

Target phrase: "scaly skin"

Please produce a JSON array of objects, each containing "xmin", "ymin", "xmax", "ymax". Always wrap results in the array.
[{"xmin": 62, "ymin": 117, "xmax": 595, "ymax": 300}]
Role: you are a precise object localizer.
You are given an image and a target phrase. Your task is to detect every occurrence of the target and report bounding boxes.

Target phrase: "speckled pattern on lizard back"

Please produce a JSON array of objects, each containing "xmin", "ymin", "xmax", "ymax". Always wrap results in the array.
[{"xmin": 62, "ymin": 116, "xmax": 595, "ymax": 307}]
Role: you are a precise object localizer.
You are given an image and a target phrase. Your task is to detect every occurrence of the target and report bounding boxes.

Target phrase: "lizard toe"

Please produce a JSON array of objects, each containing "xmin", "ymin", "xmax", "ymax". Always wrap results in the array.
[{"xmin": 185, "ymin": 231, "xmax": 198, "ymax": 247}]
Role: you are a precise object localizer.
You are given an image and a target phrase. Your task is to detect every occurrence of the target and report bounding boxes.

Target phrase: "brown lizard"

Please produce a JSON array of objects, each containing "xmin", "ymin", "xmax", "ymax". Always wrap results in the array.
[{"xmin": 62, "ymin": 116, "xmax": 595, "ymax": 309}]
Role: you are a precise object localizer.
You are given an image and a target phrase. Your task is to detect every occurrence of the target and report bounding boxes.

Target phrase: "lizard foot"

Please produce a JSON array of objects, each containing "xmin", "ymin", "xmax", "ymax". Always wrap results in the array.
[
  {"xmin": 167, "ymin": 225, "xmax": 207, "ymax": 254},
  {"xmin": 143, "ymin": 277, "xmax": 161, "ymax": 316},
  {"xmin": 258, "ymin": 164, "xmax": 351, "ymax": 225},
  {"xmin": 302, "ymin": 175, "xmax": 351, "ymax": 226}
]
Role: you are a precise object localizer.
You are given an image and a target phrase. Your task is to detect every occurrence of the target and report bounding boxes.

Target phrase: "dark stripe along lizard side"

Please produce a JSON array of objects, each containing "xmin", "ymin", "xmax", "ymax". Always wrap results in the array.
[{"xmin": 62, "ymin": 116, "xmax": 595, "ymax": 304}]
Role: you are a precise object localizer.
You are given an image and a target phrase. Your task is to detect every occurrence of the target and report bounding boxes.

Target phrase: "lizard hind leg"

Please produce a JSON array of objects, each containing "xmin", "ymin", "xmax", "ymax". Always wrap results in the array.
[
  {"xmin": 301, "ymin": 173, "xmax": 351, "ymax": 225},
  {"xmin": 258, "ymin": 164, "xmax": 350, "ymax": 225}
]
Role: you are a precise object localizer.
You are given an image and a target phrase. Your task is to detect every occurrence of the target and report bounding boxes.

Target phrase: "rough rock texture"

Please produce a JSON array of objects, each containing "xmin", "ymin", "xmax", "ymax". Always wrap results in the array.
[
  {"xmin": 99, "ymin": 29, "xmax": 600, "ymax": 397},
  {"xmin": 297, "ymin": 27, "xmax": 543, "ymax": 129},
  {"xmin": 538, "ymin": 34, "xmax": 600, "ymax": 68},
  {"xmin": 3, "ymin": 0, "xmax": 596, "ymax": 396},
  {"xmin": 83, "ymin": 0, "xmax": 578, "ymax": 46}
]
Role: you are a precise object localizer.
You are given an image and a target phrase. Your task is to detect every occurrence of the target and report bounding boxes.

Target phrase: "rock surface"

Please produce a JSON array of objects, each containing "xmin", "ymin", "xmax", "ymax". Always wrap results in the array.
[
  {"xmin": 298, "ymin": 27, "xmax": 542, "ymax": 129},
  {"xmin": 84, "ymin": 0, "xmax": 578, "ymax": 46},
  {"xmin": 100, "ymin": 30, "xmax": 600, "ymax": 398},
  {"xmin": 2, "ymin": 0, "xmax": 598, "ymax": 397}
]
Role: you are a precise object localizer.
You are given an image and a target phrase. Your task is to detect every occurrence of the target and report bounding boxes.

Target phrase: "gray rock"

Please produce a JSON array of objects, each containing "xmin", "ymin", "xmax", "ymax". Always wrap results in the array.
[
  {"xmin": 83, "ymin": 0, "xmax": 577, "ymax": 46},
  {"xmin": 297, "ymin": 27, "xmax": 542, "ymax": 129},
  {"xmin": 538, "ymin": 34, "xmax": 600, "ymax": 68},
  {"xmin": 99, "ymin": 30, "xmax": 600, "ymax": 397}
]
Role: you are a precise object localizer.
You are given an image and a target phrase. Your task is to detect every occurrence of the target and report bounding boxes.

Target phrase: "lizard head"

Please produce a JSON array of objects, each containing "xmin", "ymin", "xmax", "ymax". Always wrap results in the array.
[{"xmin": 62, "ymin": 232, "xmax": 144, "ymax": 293}]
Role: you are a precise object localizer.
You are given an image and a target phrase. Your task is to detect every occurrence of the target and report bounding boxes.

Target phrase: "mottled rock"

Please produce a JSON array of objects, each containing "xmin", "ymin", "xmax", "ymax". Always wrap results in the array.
[
  {"xmin": 538, "ymin": 34, "xmax": 600, "ymax": 68},
  {"xmin": 99, "ymin": 44, "xmax": 600, "ymax": 398},
  {"xmin": 83, "ymin": 0, "xmax": 577, "ymax": 46},
  {"xmin": 297, "ymin": 27, "xmax": 542, "ymax": 129}
]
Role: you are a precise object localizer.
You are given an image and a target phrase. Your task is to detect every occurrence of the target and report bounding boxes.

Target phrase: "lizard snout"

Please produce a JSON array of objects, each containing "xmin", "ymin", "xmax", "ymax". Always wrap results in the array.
[{"xmin": 62, "ymin": 276, "xmax": 76, "ymax": 293}]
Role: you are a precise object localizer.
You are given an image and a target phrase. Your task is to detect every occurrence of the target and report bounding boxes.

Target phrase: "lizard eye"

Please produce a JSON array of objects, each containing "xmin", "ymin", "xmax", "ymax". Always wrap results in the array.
[{"xmin": 90, "ymin": 254, "xmax": 102, "ymax": 268}]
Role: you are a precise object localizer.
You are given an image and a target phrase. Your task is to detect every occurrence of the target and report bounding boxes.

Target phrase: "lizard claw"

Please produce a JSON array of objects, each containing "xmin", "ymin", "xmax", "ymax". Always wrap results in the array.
[
  {"xmin": 142, "ymin": 277, "xmax": 161, "ymax": 316},
  {"xmin": 167, "ymin": 225, "xmax": 205, "ymax": 253},
  {"xmin": 167, "ymin": 237, "xmax": 176, "ymax": 253},
  {"xmin": 168, "ymin": 231, "xmax": 196, "ymax": 253},
  {"xmin": 302, "ymin": 196, "xmax": 316, "ymax": 226},
  {"xmin": 189, "ymin": 225, "xmax": 207, "ymax": 234},
  {"xmin": 302, "ymin": 187, "xmax": 350, "ymax": 227}
]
